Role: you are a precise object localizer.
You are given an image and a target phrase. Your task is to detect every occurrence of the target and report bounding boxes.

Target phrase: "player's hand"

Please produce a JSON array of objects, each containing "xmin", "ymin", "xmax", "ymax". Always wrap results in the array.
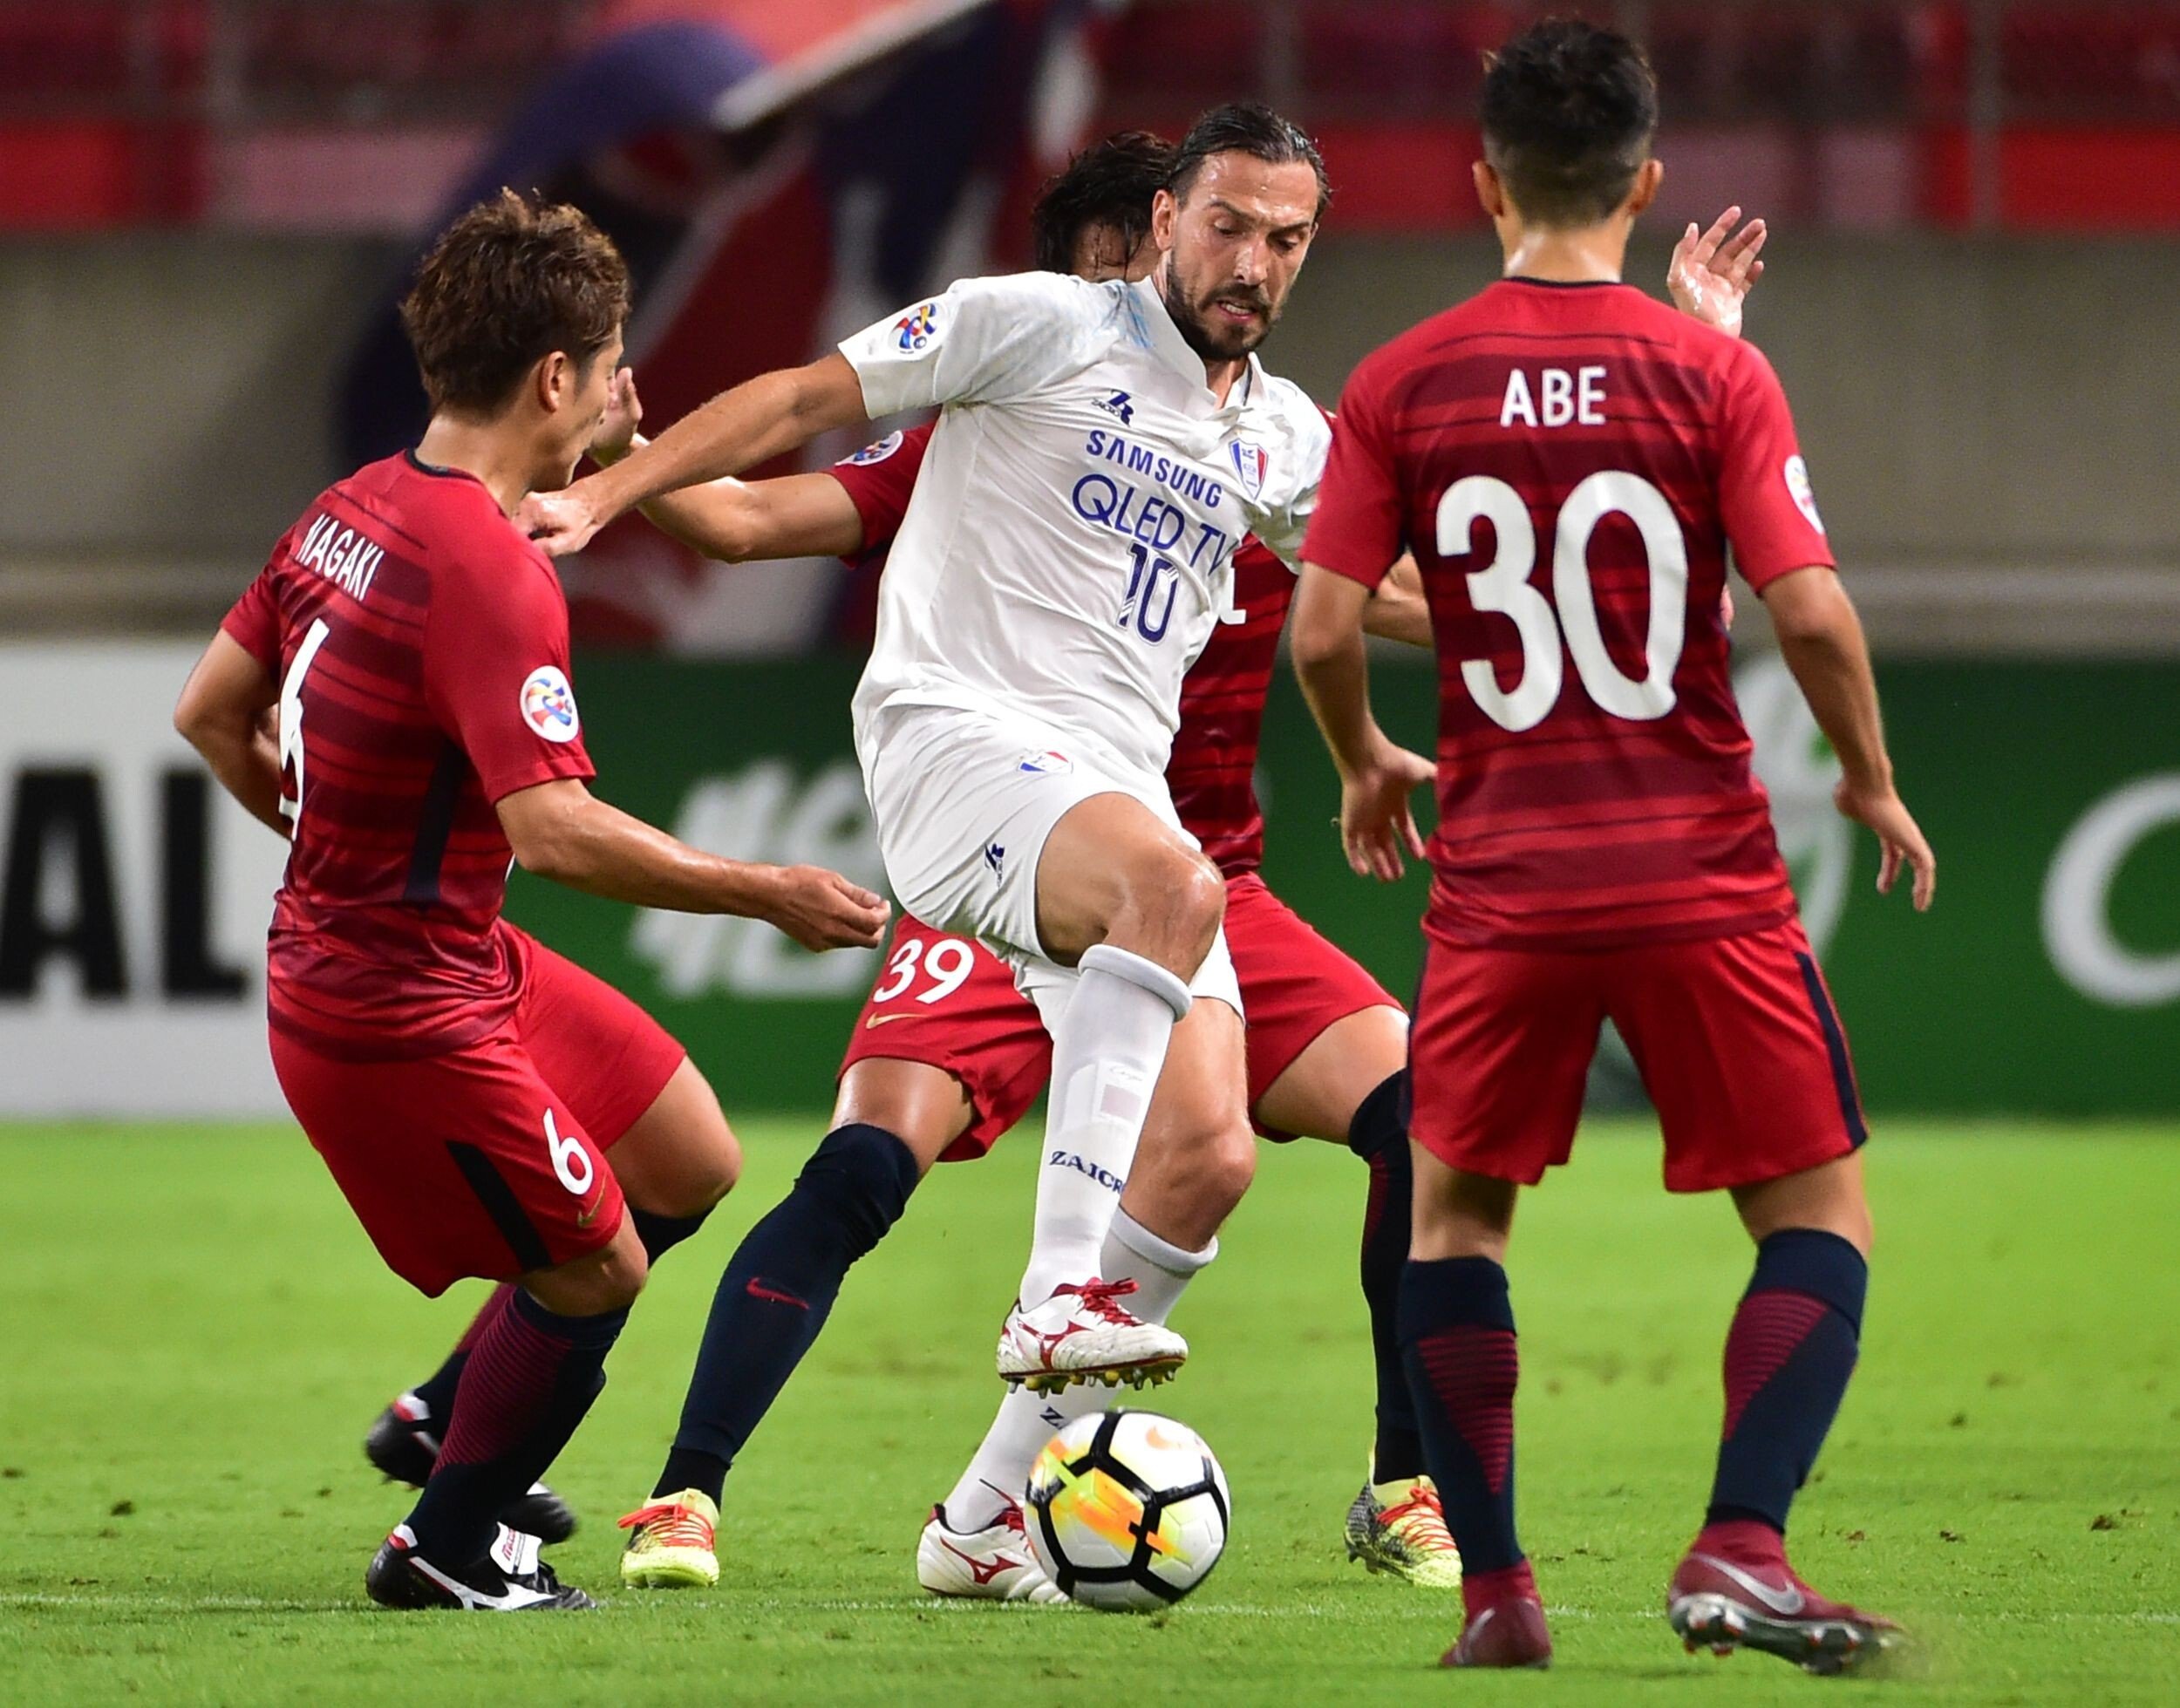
[
  {"xmin": 521, "ymin": 481, "xmax": 609, "ymax": 558},
  {"xmin": 589, "ymin": 368, "xmax": 642, "ymax": 465},
  {"xmin": 1339, "ymin": 737, "xmax": 1434, "ymax": 882},
  {"xmin": 1668, "ymin": 207, "xmax": 1767, "ymax": 339},
  {"xmin": 762, "ymin": 864, "xmax": 891, "ymax": 951},
  {"xmin": 1833, "ymin": 779, "xmax": 1936, "ymax": 912}
]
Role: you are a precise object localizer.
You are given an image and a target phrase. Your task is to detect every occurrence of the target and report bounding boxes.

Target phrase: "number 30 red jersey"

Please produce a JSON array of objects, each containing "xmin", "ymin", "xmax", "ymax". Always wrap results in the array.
[
  {"xmin": 221, "ymin": 452, "xmax": 596, "ymax": 1058},
  {"xmin": 1305, "ymin": 278, "xmax": 1835, "ymax": 951}
]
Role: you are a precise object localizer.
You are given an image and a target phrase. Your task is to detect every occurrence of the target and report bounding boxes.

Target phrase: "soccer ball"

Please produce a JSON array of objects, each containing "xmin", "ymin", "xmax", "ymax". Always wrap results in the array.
[{"xmin": 1023, "ymin": 1411, "xmax": 1230, "ymax": 1611}]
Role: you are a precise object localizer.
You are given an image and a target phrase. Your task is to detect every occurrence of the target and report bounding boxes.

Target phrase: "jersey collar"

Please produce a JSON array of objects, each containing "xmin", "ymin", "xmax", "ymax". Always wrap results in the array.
[{"xmin": 1127, "ymin": 276, "xmax": 1262, "ymax": 414}]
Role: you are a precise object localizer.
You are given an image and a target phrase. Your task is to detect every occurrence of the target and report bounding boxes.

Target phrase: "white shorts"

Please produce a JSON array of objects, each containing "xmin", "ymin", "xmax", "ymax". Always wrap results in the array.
[{"xmin": 859, "ymin": 702, "xmax": 1242, "ymax": 1018}]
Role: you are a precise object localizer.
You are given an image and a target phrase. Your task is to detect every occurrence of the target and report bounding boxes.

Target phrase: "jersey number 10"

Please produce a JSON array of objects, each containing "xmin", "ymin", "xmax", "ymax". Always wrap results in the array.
[{"xmin": 1439, "ymin": 469, "xmax": 1688, "ymax": 732}]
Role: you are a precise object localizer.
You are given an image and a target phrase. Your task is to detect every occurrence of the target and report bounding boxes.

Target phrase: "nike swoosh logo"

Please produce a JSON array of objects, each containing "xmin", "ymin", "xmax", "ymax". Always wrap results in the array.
[
  {"xmin": 1690, "ymin": 1552, "xmax": 1806, "ymax": 1615},
  {"xmin": 575, "ymin": 1202, "xmax": 600, "ymax": 1228},
  {"xmin": 864, "ymin": 1012, "xmax": 916, "ymax": 1029}
]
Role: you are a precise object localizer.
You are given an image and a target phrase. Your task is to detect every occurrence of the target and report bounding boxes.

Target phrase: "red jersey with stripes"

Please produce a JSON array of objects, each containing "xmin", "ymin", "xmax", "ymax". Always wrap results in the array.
[
  {"xmin": 221, "ymin": 452, "xmax": 596, "ymax": 1058},
  {"xmin": 830, "ymin": 424, "xmax": 1289, "ymax": 877},
  {"xmin": 1304, "ymin": 278, "xmax": 1834, "ymax": 951}
]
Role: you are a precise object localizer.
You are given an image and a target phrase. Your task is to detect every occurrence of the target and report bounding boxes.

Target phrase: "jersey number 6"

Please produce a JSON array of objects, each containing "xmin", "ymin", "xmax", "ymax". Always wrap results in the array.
[
  {"xmin": 1438, "ymin": 470, "xmax": 1688, "ymax": 732},
  {"xmin": 276, "ymin": 617, "xmax": 333, "ymax": 830}
]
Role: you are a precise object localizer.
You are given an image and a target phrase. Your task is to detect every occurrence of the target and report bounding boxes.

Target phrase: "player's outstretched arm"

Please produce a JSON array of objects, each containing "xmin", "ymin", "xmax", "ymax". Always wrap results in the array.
[
  {"xmin": 175, "ymin": 630, "xmax": 287, "ymax": 836},
  {"xmin": 1760, "ymin": 567, "xmax": 1936, "ymax": 910},
  {"xmin": 582, "ymin": 370, "xmax": 867, "ymax": 563},
  {"xmin": 497, "ymin": 778, "xmax": 889, "ymax": 950},
  {"xmin": 527, "ymin": 353, "xmax": 870, "ymax": 557},
  {"xmin": 1292, "ymin": 563, "xmax": 1434, "ymax": 881}
]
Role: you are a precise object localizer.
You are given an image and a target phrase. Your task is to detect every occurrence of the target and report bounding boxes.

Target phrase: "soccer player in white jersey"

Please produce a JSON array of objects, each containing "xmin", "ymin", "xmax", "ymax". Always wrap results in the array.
[{"xmin": 527, "ymin": 105, "xmax": 1334, "ymax": 1388}]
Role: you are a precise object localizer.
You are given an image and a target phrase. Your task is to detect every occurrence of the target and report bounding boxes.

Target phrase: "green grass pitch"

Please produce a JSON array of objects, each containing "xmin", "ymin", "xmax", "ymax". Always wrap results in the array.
[{"xmin": 2, "ymin": 1119, "xmax": 2176, "ymax": 1705}]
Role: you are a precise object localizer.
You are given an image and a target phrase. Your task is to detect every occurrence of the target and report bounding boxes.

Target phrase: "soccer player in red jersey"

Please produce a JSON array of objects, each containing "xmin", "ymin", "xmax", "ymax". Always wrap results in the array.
[
  {"xmin": 173, "ymin": 192, "xmax": 886, "ymax": 1611},
  {"xmin": 1292, "ymin": 22, "xmax": 1935, "ymax": 1673}
]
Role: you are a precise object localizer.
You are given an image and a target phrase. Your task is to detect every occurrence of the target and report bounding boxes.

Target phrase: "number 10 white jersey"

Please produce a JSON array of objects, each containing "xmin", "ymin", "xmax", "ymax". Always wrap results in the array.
[{"xmin": 839, "ymin": 271, "xmax": 1331, "ymax": 788}]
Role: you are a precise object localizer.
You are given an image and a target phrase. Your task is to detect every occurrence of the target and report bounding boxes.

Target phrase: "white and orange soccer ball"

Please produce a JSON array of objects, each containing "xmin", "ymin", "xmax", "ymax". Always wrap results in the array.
[{"xmin": 1023, "ymin": 1412, "xmax": 1230, "ymax": 1611}]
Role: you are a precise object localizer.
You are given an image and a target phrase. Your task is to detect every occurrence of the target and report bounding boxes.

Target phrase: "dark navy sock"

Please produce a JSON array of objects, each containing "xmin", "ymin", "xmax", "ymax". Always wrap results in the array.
[
  {"xmin": 1706, "ymin": 1228, "xmax": 1867, "ymax": 1534},
  {"xmin": 1400, "ymin": 1255, "xmax": 1523, "ymax": 1581},
  {"xmin": 406, "ymin": 1289, "xmax": 627, "ymax": 1565},
  {"xmin": 1346, "ymin": 1071, "xmax": 1422, "ymax": 1482},
  {"xmin": 653, "ymin": 1124, "xmax": 918, "ymax": 1504},
  {"xmin": 630, "ymin": 1204, "xmax": 712, "ymax": 1265}
]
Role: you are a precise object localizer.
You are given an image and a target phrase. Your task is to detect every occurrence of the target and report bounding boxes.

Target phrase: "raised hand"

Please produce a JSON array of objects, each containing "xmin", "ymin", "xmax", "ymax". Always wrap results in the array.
[
  {"xmin": 764, "ymin": 865, "xmax": 891, "ymax": 951},
  {"xmin": 1668, "ymin": 206, "xmax": 1768, "ymax": 339},
  {"xmin": 1339, "ymin": 737, "xmax": 1435, "ymax": 882}
]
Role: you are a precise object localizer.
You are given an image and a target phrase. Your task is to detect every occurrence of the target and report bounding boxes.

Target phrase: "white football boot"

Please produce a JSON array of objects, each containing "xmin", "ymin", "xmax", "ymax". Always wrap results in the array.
[
  {"xmin": 994, "ymin": 1278, "xmax": 1186, "ymax": 1393},
  {"xmin": 916, "ymin": 1494, "xmax": 1066, "ymax": 1603}
]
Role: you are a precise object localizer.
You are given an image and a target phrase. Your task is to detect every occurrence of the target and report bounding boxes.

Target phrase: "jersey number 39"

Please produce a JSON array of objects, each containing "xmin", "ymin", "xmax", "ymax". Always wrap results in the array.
[{"xmin": 1439, "ymin": 470, "xmax": 1687, "ymax": 732}]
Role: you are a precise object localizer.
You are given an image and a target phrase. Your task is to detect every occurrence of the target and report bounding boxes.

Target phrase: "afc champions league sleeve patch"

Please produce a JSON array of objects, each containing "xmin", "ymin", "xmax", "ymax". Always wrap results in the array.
[
  {"xmin": 1783, "ymin": 454, "xmax": 1825, "ymax": 534},
  {"xmin": 520, "ymin": 665, "xmax": 582, "ymax": 744},
  {"xmin": 894, "ymin": 302, "xmax": 941, "ymax": 354},
  {"xmin": 844, "ymin": 431, "xmax": 905, "ymax": 466}
]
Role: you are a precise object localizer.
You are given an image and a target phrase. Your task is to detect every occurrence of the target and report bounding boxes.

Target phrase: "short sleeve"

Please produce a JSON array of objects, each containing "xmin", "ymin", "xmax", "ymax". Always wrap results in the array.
[
  {"xmin": 1300, "ymin": 358, "xmax": 1406, "ymax": 589},
  {"xmin": 423, "ymin": 542, "xmax": 596, "ymax": 803},
  {"xmin": 839, "ymin": 272, "xmax": 1112, "ymax": 417},
  {"xmin": 828, "ymin": 422, "xmax": 935, "ymax": 560},
  {"xmin": 1716, "ymin": 342, "xmax": 1836, "ymax": 589},
  {"xmin": 220, "ymin": 565, "xmax": 283, "ymax": 674}
]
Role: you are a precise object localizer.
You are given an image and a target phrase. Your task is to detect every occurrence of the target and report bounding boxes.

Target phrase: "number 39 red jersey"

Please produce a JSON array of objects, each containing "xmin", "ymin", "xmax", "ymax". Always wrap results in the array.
[
  {"xmin": 1305, "ymin": 277, "xmax": 1835, "ymax": 951},
  {"xmin": 221, "ymin": 452, "xmax": 596, "ymax": 1058}
]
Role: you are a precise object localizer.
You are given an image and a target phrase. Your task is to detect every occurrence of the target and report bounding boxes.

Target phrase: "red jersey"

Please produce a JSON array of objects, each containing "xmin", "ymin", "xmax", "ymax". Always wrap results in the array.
[
  {"xmin": 1305, "ymin": 278, "xmax": 1834, "ymax": 951},
  {"xmin": 830, "ymin": 425, "xmax": 1290, "ymax": 877},
  {"xmin": 221, "ymin": 452, "xmax": 596, "ymax": 1058}
]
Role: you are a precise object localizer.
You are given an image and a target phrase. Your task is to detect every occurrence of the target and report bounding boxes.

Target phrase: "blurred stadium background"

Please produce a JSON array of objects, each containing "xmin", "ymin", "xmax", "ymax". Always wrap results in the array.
[{"xmin": 1, "ymin": 0, "xmax": 2175, "ymax": 1125}]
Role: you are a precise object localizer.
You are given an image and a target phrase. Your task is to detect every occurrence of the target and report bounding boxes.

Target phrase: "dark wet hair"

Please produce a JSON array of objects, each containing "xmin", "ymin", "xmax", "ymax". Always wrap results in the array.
[
  {"xmin": 1030, "ymin": 131, "xmax": 1177, "ymax": 273},
  {"xmin": 1168, "ymin": 101, "xmax": 1331, "ymax": 223}
]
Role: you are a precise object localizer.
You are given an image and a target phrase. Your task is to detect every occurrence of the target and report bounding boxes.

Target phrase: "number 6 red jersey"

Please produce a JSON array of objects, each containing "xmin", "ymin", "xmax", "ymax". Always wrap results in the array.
[
  {"xmin": 1303, "ymin": 277, "xmax": 1835, "ymax": 951},
  {"xmin": 221, "ymin": 452, "xmax": 596, "ymax": 1058}
]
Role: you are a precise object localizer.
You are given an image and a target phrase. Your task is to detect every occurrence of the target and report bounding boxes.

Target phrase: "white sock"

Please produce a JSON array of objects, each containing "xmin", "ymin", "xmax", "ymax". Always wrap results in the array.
[
  {"xmin": 1017, "ymin": 944, "xmax": 1192, "ymax": 1306},
  {"xmin": 944, "ymin": 1209, "xmax": 1216, "ymax": 1526}
]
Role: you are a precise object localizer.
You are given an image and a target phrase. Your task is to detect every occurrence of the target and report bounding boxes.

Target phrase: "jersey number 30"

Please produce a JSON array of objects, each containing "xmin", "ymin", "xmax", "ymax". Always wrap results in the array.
[{"xmin": 1438, "ymin": 470, "xmax": 1687, "ymax": 732}]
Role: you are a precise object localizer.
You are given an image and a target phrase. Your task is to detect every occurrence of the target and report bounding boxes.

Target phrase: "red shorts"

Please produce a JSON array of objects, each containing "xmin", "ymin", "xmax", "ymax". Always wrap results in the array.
[
  {"xmin": 270, "ymin": 926, "xmax": 688, "ymax": 1296},
  {"xmin": 837, "ymin": 915, "xmax": 1052, "ymax": 1161},
  {"xmin": 1409, "ymin": 918, "xmax": 1865, "ymax": 1194},
  {"xmin": 838, "ymin": 878, "xmax": 1400, "ymax": 1157},
  {"xmin": 1224, "ymin": 873, "xmax": 1400, "ymax": 1136}
]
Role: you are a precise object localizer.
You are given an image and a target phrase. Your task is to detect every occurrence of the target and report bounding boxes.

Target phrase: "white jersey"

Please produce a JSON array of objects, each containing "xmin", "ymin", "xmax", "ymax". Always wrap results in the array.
[{"xmin": 840, "ymin": 271, "xmax": 1331, "ymax": 786}]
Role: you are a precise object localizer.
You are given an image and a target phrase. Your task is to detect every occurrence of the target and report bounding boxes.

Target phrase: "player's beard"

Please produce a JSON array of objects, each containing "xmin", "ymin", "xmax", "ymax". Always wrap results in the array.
[{"xmin": 1161, "ymin": 268, "xmax": 1277, "ymax": 363}]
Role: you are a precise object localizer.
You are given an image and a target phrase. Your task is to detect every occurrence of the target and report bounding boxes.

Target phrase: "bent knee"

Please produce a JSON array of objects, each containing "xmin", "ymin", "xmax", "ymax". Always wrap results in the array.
[
  {"xmin": 536, "ymin": 1232, "xmax": 648, "ymax": 1315},
  {"xmin": 1112, "ymin": 844, "xmax": 1225, "ymax": 963}
]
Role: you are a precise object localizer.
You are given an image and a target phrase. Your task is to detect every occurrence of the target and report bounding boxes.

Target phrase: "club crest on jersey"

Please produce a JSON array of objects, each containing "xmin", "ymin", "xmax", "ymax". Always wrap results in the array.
[
  {"xmin": 1093, "ymin": 389, "xmax": 1134, "ymax": 425},
  {"xmin": 1783, "ymin": 454, "xmax": 1825, "ymax": 534},
  {"xmin": 1230, "ymin": 439, "xmax": 1269, "ymax": 500},
  {"xmin": 520, "ymin": 666, "xmax": 581, "ymax": 744},
  {"xmin": 895, "ymin": 302, "xmax": 940, "ymax": 353},
  {"xmin": 1017, "ymin": 749, "xmax": 1073, "ymax": 775},
  {"xmin": 845, "ymin": 431, "xmax": 904, "ymax": 466}
]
